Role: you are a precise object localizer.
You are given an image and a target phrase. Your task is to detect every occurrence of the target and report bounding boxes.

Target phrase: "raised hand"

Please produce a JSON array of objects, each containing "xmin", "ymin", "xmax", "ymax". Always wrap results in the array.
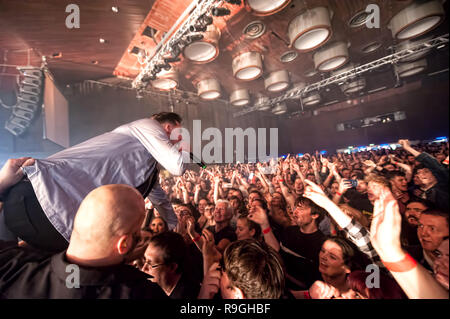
[
  {"xmin": 201, "ymin": 228, "xmax": 222, "ymax": 273},
  {"xmin": 0, "ymin": 157, "xmax": 35, "ymax": 194},
  {"xmin": 370, "ymin": 187, "xmax": 403, "ymax": 262},
  {"xmin": 338, "ymin": 178, "xmax": 352, "ymax": 194},
  {"xmin": 303, "ymin": 179, "xmax": 332, "ymax": 209},
  {"xmin": 248, "ymin": 205, "xmax": 270, "ymax": 228},
  {"xmin": 363, "ymin": 160, "xmax": 376, "ymax": 168},
  {"xmin": 309, "ymin": 281, "xmax": 341, "ymax": 299},
  {"xmin": 198, "ymin": 262, "xmax": 221, "ymax": 299},
  {"xmin": 398, "ymin": 139, "xmax": 411, "ymax": 149}
]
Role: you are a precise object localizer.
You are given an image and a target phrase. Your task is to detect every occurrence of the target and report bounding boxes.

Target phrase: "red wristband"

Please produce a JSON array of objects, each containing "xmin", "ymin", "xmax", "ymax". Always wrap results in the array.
[
  {"xmin": 192, "ymin": 235, "xmax": 201, "ymax": 243},
  {"xmin": 262, "ymin": 226, "xmax": 271, "ymax": 234},
  {"xmin": 336, "ymin": 192, "xmax": 342, "ymax": 196},
  {"xmin": 304, "ymin": 291, "xmax": 311, "ymax": 299},
  {"xmin": 278, "ymin": 179, "xmax": 284, "ymax": 183},
  {"xmin": 382, "ymin": 254, "xmax": 417, "ymax": 272}
]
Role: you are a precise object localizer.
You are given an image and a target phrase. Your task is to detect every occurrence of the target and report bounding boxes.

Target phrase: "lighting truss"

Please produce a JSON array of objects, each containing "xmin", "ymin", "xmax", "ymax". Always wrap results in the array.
[
  {"xmin": 233, "ymin": 34, "xmax": 449, "ymax": 118},
  {"xmin": 132, "ymin": 0, "xmax": 223, "ymax": 90}
]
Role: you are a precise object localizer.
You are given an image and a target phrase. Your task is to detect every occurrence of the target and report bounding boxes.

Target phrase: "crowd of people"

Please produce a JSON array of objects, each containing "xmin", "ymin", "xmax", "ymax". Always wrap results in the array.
[{"xmin": 0, "ymin": 112, "xmax": 448, "ymax": 300}]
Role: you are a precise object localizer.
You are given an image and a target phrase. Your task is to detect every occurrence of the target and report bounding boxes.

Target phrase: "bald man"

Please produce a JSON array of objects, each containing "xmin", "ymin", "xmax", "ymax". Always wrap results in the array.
[{"xmin": 0, "ymin": 184, "xmax": 168, "ymax": 299}]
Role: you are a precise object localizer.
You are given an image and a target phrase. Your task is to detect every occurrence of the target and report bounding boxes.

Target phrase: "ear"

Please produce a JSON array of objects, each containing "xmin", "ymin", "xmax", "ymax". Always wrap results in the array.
[
  {"xmin": 117, "ymin": 235, "xmax": 131, "ymax": 255},
  {"xmin": 343, "ymin": 265, "xmax": 351, "ymax": 274},
  {"xmin": 249, "ymin": 228, "xmax": 256, "ymax": 237},
  {"xmin": 232, "ymin": 286, "xmax": 245, "ymax": 299}
]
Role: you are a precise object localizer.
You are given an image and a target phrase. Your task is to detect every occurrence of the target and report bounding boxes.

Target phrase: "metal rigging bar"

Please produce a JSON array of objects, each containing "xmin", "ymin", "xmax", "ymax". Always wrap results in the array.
[
  {"xmin": 132, "ymin": 0, "xmax": 222, "ymax": 90},
  {"xmin": 233, "ymin": 34, "xmax": 449, "ymax": 118}
]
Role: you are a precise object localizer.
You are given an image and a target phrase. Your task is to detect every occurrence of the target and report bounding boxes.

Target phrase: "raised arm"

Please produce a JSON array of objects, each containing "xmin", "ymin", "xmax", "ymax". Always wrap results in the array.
[
  {"xmin": 370, "ymin": 188, "xmax": 448, "ymax": 299},
  {"xmin": 248, "ymin": 205, "xmax": 280, "ymax": 252}
]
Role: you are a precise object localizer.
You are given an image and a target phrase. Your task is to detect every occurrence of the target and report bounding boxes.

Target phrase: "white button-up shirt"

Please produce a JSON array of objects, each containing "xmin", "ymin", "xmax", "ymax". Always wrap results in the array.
[{"xmin": 22, "ymin": 118, "xmax": 186, "ymax": 241}]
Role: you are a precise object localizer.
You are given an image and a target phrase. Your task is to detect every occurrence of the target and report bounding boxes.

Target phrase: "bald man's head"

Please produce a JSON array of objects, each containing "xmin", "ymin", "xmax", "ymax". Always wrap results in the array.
[{"xmin": 70, "ymin": 184, "xmax": 145, "ymax": 251}]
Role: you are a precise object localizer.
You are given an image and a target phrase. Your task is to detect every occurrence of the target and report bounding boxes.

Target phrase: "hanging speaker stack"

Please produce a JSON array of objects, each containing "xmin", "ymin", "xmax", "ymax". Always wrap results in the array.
[{"xmin": 5, "ymin": 67, "xmax": 44, "ymax": 136}]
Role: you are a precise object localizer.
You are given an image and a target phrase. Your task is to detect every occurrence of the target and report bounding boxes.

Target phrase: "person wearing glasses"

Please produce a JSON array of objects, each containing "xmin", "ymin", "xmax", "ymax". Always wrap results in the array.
[{"xmin": 142, "ymin": 231, "xmax": 200, "ymax": 299}]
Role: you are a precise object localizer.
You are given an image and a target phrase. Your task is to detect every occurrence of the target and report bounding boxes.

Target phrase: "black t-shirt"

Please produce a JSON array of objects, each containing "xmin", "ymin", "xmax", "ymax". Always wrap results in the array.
[
  {"xmin": 207, "ymin": 225, "xmax": 237, "ymax": 245},
  {"xmin": 280, "ymin": 227, "xmax": 326, "ymax": 288},
  {"xmin": 280, "ymin": 226, "xmax": 326, "ymax": 262},
  {"xmin": 0, "ymin": 245, "xmax": 168, "ymax": 299}
]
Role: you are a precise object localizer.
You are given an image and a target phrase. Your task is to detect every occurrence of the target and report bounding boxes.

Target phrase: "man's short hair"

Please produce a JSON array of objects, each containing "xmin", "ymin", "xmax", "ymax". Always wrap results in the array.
[
  {"xmin": 421, "ymin": 209, "xmax": 449, "ymax": 228},
  {"xmin": 151, "ymin": 112, "xmax": 182, "ymax": 125},
  {"xmin": 294, "ymin": 196, "xmax": 324, "ymax": 225},
  {"xmin": 386, "ymin": 170, "xmax": 406, "ymax": 181},
  {"xmin": 223, "ymin": 239, "xmax": 285, "ymax": 299},
  {"xmin": 149, "ymin": 231, "xmax": 187, "ymax": 274},
  {"xmin": 364, "ymin": 173, "xmax": 391, "ymax": 188}
]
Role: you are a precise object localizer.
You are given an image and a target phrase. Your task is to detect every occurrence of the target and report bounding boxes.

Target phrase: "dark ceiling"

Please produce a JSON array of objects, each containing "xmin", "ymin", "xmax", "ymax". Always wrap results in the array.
[{"xmin": 0, "ymin": 0, "xmax": 448, "ymax": 115}]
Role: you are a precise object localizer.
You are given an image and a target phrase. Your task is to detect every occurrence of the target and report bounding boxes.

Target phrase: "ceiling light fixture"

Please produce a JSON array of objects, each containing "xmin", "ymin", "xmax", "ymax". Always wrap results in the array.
[
  {"xmin": 280, "ymin": 50, "xmax": 298, "ymax": 63},
  {"xmin": 230, "ymin": 89, "xmax": 250, "ymax": 106},
  {"xmin": 272, "ymin": 102, "xmax": 288, "ymax": 115},
  {"xmin": 395, "ymin": 58, "xmax": 428, "ymax": 78},
  {"xmin": 288, "ymin": 7, "xmax": 333, "ymax": 52},
  {"xmin": 314, "ymin": 41, "xmax": 350, "ymax": 72},
  {"xmin": 183, "ymin": 24, "xmax": 221, "ymax": 63},
  {"xmin": 197, "ymin": 78, "xmax": 222, "ymax": 100},
  {"xmin": 302, "ymin": 93, "xmax": 321, "ymax": 106},
  {"xmin": 112, "ymin": 6, "xmax": 119, "ymax": 13},
  {"xmin": 232, "ymin": 52, "xmax": 264, "ymax": 81},
  {"xmin": 151, "ymin": 68, "xmax": 179, "ymax": 90},
  {"xmin": 247, "ymin": 0, "xmax": 291, "ymax": 16},
  {"xmin": 341, "ymin": 78, "xmax": 366, "ymax": 94},
  {"xmin": 389, "ymin": 0, "xmax": 445, "ymax": 40},
  {"xmin": 265, "ymin": 70, "xmax": 290, "ymax": 92}
]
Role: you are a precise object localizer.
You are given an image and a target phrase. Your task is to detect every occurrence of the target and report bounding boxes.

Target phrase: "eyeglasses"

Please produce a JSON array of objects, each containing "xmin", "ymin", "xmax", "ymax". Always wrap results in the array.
[{"xmin": 142, "ymin": 260, "xmax": 166, "ymax": 269}]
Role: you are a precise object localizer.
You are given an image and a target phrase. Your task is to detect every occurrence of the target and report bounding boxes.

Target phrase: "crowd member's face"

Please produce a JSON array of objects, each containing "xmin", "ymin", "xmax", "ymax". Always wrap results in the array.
[
  {"xmin": 214, "ymin": 202, "xmax": 232, "ymax": 223},
  {"xmin": 391, "ymin": 176, "xmax": 408, "ymax": 192},
  {"xmin": 235, "ymin": 218, "xmax": 255, "ymax": 241},
  {"xmin": 342, "ymin": 169, "xmax": 350, "ymax": 179},
  {"xmin": 270, "ymin": 192, "xmax": 284, "ymax": 208},
  {"xmin": 355, "ymin": 180, "xmax": 367, "ymax": 194},
  {"xmin": 198, "ymin": 199, "xmax": 208, "ymax": 214},
  {"xmin": 413, "ymin": 174, "xmax": 422, "ymax": 186},
  {"xmin": 407, "ymin": 155, "xmax": 416, "ymax": 165},
  {"xmin": 248, "ymin": 192, "xmax": 261, "ymax": 206},
  {"xmin": 319, "ymin": 240, "xmax": 350, "ymax": 278},
  {"xmin": 150, "ymin": 218, "xmax": 166, "ymax": 236},
  {"xmin": 230, "ymin": 198, "xmax": 240, "ymax": 210},
  {"xmin": 200, "ymin": 180, "xmax": 207, "ymax": 190},
  {"xmin": 293, "ymin": 202, "xmax": 315, "ymax": 228},
  {"xmin": 330, "ymin": 182, "xmax": 339, "ymax": 196},
  {"xmin": 294, "ymin": 179, "xmax": 304, "ymax": 195},
  {"xmin": 204, "ymin": 204, "xmax": 215, "ymax": 219},
  {"xmin": 417, "ymin": 168, "xmax": 437, "ymax": 188},
  {"xmin": 434, "ymin": 239, "xmax": 449, "ymax": 289},
  {"xmin": 142, "ymin": 243, "xmax": 169, "ymax": 285},
  {"xmin": 405, "ymin": 202, "xmax": 427, "ymax": 226},
  {"xmin": 436, "ymin": 153, "xmax": 446, "ymax": 163},
  {"xmin": 418, "ymin": 214, "xmax": 449, "ymax": 253},
  {"xmin": 367, "ymin": 181, "xmax": 383, "ymax": 201}
]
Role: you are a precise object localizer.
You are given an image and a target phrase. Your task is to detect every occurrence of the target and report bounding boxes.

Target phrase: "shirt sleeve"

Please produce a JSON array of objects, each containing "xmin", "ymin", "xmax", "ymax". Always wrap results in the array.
[
  {"xmin": 147, "ymin": 181, "xmax": 178, "ymax": 231},
  {"xmin": 342, "ymin": 219, "xmax": 387, "ymax": 273},
  {"xmin": 128, "ymin": 120, "xmax": 186, "ymax": 176}
]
